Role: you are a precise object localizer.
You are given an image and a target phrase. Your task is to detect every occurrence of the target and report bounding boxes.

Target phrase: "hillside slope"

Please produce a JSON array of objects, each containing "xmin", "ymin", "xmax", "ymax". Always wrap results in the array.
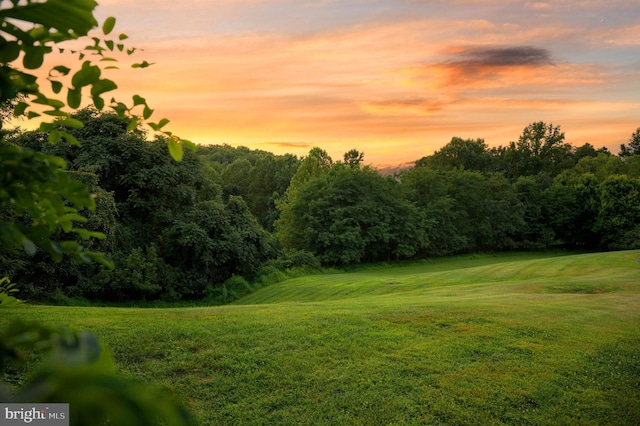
[{"xmin": 236, "ymin": 250, "xmax": 639, "ymax": 305}]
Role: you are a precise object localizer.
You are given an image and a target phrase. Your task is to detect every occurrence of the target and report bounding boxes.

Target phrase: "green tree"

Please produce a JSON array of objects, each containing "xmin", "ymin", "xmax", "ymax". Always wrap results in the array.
[
  {"xmin": 513, "ymin": 174, "xmax": 556, "ymax": 248},
  {"xmin": 401, "ymin": 167, "xmax": 523, "ymax": 253},
  {"xmin": 416, "ymin": 137, "xmax": 492, "ymax": 172},
  {"xmin": 247, "ymin": 153, "xmax": 299, "ymax": 230},
  {"xmin": 343, "ymin": 148, "xmax": 364, "ymax": 168},
  {"xmin": 275, "ymin": 147, "xmax": 333, "ymax": 249},
  {"xmin": 276, "ymin": 161, "xmax": 426, "ymax": 264},
  {"xmin": 619, "ymin": 127, "xmax": 640, "ymax": 158},
  {"xmin": 502, "ymin": 122, "xmax": 574, "ymax": 178},
  {"xmin": 574, "ymin": 142, "xmax": 610, "ymax": 160},
  {"xmin": 221, "ymin": 158, "xmax": 252, "ymax": 199},
  {"xmin": 595, "ymin": 175, "xmax": 640, "ymax": 249},
  {"xmin": 165, "ymin": 197, "xmax": 277, "ymax": 296}
]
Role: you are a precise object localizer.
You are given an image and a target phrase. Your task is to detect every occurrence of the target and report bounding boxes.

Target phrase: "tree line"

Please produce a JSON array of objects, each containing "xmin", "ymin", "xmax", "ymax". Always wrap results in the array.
[{"xmin": 2, "ymin": 112, "xmax": 639, "ymax": 303}]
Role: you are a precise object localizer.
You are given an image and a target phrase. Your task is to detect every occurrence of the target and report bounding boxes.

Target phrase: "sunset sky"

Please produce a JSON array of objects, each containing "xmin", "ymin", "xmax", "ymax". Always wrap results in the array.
[{"xmin": 64, "ymin": 1, "xmax": 640, "ymax": 166}]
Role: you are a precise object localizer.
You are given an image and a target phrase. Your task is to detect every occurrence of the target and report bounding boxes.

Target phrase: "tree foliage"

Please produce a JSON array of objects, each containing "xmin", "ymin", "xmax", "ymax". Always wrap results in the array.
[
  {"xmin": 619, "ymin": 127, "xmax": 640, "ymax": 158},
  {"xmin": 276, "ymin": 155, "xmax": 427, "ymax": 264},
  {"xmin": 5, "ymin": 109, "xmax": 279, "ymax": 301},
  {"xmin": 415, "ymin": 137, "xmax": 493, "ymax": 172},
  {"xmin": 502, "ymin": 122, "xmax": 574, "ymax": 178}
]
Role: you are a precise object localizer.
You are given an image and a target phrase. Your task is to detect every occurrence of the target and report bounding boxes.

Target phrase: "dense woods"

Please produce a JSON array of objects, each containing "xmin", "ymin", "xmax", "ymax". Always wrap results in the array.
[{"xmin": 2, "ymin": 110, "xmax": 639, "ymax": 303}]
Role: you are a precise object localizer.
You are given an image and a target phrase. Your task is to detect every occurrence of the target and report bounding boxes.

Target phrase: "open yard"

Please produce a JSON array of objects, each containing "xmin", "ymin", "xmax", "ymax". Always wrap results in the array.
[{"xmin": 3, "ymin": 250, "xmax": 639, "ymax": 425}]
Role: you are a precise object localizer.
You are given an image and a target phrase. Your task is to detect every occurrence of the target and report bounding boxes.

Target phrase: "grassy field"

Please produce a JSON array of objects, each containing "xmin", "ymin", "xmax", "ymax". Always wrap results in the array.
[{"xmin": 2, "ymin": 250, "xmax": 639, "ymax": 425}]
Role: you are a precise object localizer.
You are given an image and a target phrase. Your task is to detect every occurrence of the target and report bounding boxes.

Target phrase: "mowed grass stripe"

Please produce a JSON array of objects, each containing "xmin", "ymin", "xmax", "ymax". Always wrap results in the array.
[
  {"xmin": 2, "ymin": 250, "xmax": 639, "ymax": 425},
  {"xmin": 236, "ymin": 251, "xmax": 639, "ymax": 305}
]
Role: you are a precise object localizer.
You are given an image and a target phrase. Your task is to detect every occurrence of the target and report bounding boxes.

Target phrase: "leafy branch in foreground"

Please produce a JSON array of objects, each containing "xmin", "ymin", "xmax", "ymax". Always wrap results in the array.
[
  {"xmin": 0, "ymin": 319, "xmax": 193, "ymax": 425},
  {"xmin": 0, "ymin": 0, "xmax": 193, "ymax": 265},
  {"xmin": 1, "ymin": 1, "xmax": 195, "ymax": 423},
  {"xmin": 1, "ymin": 0, "xmax": 193, "ymax": 160}
]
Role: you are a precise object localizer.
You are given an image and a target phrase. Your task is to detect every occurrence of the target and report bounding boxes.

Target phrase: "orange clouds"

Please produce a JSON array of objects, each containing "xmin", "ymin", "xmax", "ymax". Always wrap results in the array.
[
  {"xmin": 12, "ymin": 0, "xmax": 640, "ymax": 167},
  {"xmin": 400, "ymin": 48, "xmax": 608, "ymax": 94}
]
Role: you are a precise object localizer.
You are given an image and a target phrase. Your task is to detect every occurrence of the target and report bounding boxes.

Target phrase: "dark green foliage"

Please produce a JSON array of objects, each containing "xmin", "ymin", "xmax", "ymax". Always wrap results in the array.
[
  {"xmin": 277, "ymin": 161, "xmax": 427, "ymax": 265},
  {"xmin": 619, "ymin": 127, "xmax": 640, "ymax": 157},
  {"xmin": 343, "ymin": 148, "xmax": 364, "ymax": 168},
  {"xmin": 0, "ymin": 141, "xmax": 111, "ymax": 266},
  {"xmin": 274, "ymin": 249, "xmax": 321, "ymax": 269},
  {"xmin": 595, "ymin": 175, "xmax": 640, "ymax": 249},
  {"xmin": 416, "ymin": 137, "xmax": 493, "ymax": 172},
  {"xmin": 575, "ymin": 142, "xmax": 610, "ymax": 160},
  {"xmin": 165, "ymin": 197, "xmax": 277, "ymax": 297},
  {"xmin": 401, "ymin": 167, "xmax": 522, "ymax": 254},
  {"xmin": 5, "ymin": 109, "xmax": 279, "ymax": 302},
  {"xmin": 513, "ymin": 174, "xmax": 556, "ymax": 248},
  {"xmin": 6, "ymin": 113, "xmax": 640, "ymax": 302},
  {"xmin": 246, "ymin": 154, "xmax": 300, "ymax": 230},
  {"xmin": 502, "ymin": 122, "xmax": 575, "ymax": 178},
  {"xmin": 197, "ymin": 144, "xmax": 299, "ymax": 231}
]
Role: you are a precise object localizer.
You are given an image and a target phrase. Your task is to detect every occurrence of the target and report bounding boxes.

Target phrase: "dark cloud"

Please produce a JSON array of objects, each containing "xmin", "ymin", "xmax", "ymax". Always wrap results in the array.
[
  {"xmin": 414, "ymin": 45, "xmax": 556, "ymax": 89},
  {"xmin": 448, "ymin": 46, "xmax": 553, "ymax": 68}
]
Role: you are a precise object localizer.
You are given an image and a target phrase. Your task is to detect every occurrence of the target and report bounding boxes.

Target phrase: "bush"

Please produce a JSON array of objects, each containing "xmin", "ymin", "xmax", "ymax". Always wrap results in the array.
[
  {"xmin": 267, "ymin": 249, "xmax": 320, "ymax": 270},
  {"xmin": 206, "ymin": 275, "xmax": 254, "ymax": 304}
]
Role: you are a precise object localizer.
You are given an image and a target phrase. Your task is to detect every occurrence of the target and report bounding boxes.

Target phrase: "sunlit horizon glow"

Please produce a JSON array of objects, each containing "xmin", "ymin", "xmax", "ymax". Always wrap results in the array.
[{"xmin": 21, "ymin": 1, "xmax": 640, "ymax": 167}]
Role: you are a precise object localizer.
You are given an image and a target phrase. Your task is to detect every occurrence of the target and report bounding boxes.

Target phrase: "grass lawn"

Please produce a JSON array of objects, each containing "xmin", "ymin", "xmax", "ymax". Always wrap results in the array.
[{"xmin": 2, "ymin": 250, "xmax": 639, "ymax": 425}]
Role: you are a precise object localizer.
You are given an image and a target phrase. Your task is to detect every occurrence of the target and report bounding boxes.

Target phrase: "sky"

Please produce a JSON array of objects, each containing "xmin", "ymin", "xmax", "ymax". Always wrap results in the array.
[{"xmin": 55, "ymin": 1, "xmax": 640, "ymax": 166}]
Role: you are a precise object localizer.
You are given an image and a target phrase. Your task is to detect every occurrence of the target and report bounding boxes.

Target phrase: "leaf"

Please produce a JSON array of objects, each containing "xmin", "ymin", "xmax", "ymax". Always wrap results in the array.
[
  {"xmin": 47, "ymin": 98, "xmax": 65, "ymax": 109},
  {"xmin": 126, "ymin": 116, "xmax": 138, "ymax": 132},
  {"xmin": 132, "ymin": 60, "xmax": 154, "ymax": 69},
  {"xmin": 13, "ymin": 101, "xmax": 29, "ymax": 116},
  {"xmin": 105, "ymin": 40, "xmax": 114, "ymax": 51},
  {"xmin": 52, "ymin": 65, "xmax": 71, "ymax": 75},
  {"xmin": 0, "ymin": 41, "xmax": 20, "ymax": 63},
  {"xmin": 28, "ymin": 26, "xmax": 48, "ymax": 41},
  {"xmin": 67, "ymin": 87, "xmax": 82, "ymax": 109},
  {"xmin": 143, "ymin": 105, "xmax": 153, "ymax": 120},
  {"xmin": 102, "ymin": 16, "xmax": 116, "ymax": 35},
  {"xmin": 27, "ymin": 111, "xmax": 41, "ymax": 119},
  {"xmin": 0, "ymin": 0, "xmax": 99, "ymax": 36},
  {"xmin": 72, "ymin": 61, "xmax": 101, "ymax": 88},
  {"xmin": 75, "ymin": 229, "xmax": 106, "ymax": 240},
  {"xmin": 92, "ymin": 94, "xmax": 105, "ymax": 110},
  {"xmin": 132, "ymin": 95, "xmax": 146, "ymax": 106},
  {"xmin": 119, "ymin": 33, "xmax": 129, "ymax": 40},
  {"xmin": 31, "ymin": 93, "xmax": 50, "ymax": 105},
  {"xmin": 59, "ymin": 240, "xmax": 80, "ymax": 252},
  {"xmin": 149, "ymin": 118, "xmax": 169, "ymax": 131},
  {"xmin": 182, "ymin": 140, "xmax": 197, "ymax": 151},
  {"xmin": 22, "ymin": 238, "xmax": 36, "ymax": 256},
  {"xmin": 90, "ymin": 78, "xmax": 117, "ymax": 96},
  {"xmin": 59, "ymin": 131, "xmax": 81, "ymax": 147},
  {"xmin": 48, "ymin": 129, "xmax": 62, "ymax": 143},
  {"xmin": 43, "ymin": 110, "xmax": 68, "ymax": 117},
  {"xmin": 51, "ymin": 80, "xmax": 63, "ymax": 94},
  {"xmin": 168, "ymin": 138, "xmax": 183, "ymax": 162},
  {"xmin": 111, "ymin": 102, "xmax": 128, "ymax": 117},
  {"xmin": 39, "ymin": 122, "xmax": 55, "ymax": 133},
  {"xmin": 56, "ymin": 118, "xmax": 84, "ymax": 129},
  {"xmin": 23, "ymin": 47, "xmax": 45, "ymax": 69}
]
